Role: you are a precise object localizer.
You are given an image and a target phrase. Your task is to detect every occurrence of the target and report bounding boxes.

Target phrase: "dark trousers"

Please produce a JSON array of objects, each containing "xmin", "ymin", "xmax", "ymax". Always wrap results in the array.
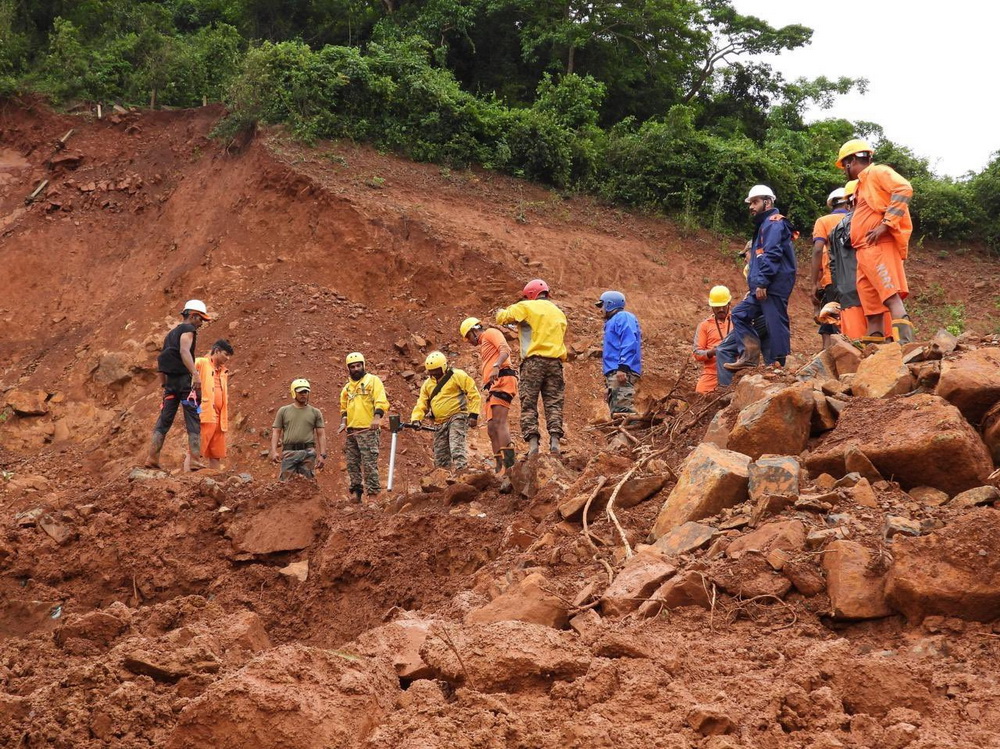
[
  {"xmin": 716, "ymin": 316, "xmax": 780, "ymax": 388},
  {"xmin": 153, "ymin": 373, "xmax": 200, "ymax": 439},
  {"xmin": 732, "ymin": 292, "xmax": 790, "ymax": 359}
]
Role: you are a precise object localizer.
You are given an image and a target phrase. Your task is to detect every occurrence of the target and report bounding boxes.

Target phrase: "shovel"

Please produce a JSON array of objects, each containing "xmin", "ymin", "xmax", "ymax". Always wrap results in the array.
[{"xmin": 386, "ymin": 416, "xmax": 438, "ymax": 492}]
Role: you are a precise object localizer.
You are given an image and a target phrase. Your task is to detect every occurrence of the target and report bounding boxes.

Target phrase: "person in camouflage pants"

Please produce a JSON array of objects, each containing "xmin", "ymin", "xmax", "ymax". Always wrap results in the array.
[
  {"xmin": 432, "ymin": 413, "xmax": 470, "ymax": 470},
  {"xmin": 606, "ymin": 372, "xmax": 637, "ymax": 414},
  {"xmin": 345, "ymin": 428, "xmax": 381, "ymax": 494},
  {"xmin": 519, "ymin": 356, "xmax": 564, "ymax": 445}
]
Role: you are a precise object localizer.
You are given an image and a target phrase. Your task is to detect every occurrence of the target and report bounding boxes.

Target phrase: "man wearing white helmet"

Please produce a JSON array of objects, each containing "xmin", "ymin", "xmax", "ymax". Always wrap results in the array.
[
  {"xmin": 811, "ymin": 188, "xmax": 852, "ymax": 349},
  {"xmin": 145, "ymin": 299, "xmax": 210, "ymax": 470},
  {"xmin": 724, "ymin": 185, "xmax": 797, "ymax": 372}
]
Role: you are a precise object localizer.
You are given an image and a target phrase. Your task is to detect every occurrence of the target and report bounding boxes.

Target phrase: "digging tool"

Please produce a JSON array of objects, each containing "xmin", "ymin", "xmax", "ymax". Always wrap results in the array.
[{"xmin": 387, "ymin": 416, "xmax": 438, "ymax": 492}]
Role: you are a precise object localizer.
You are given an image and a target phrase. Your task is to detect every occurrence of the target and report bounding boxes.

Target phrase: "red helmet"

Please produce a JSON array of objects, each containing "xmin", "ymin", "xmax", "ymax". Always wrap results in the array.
[{"xmin": 523, "ymin": 279, "xmax": 549, "ymax": 300}]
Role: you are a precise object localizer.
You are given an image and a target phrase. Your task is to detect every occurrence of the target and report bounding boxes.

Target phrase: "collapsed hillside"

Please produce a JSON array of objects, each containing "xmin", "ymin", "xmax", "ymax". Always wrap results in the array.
[{"xmin": 3, "ymin": 102, "xmax": 1000, "ymax": 748}]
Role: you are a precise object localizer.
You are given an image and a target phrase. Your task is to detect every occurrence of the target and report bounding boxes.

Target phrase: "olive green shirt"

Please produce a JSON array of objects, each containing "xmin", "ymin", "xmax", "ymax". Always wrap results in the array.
[{"xmin": 273, "ymin": 404, "xmax": 324, "ymax": 446}]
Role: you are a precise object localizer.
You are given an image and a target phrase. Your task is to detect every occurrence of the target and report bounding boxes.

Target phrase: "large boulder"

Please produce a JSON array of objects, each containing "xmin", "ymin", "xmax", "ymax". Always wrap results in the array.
[
  {"xmin": 886, "ymin": 509, "xmax": 1000, "ymax": 622},
  {"xmin": 804, "ymin": 395, "xmax": 992, "ymax": 496},
  {"xmin": 167, "ymin": 644, "xmax": 399, "ymax": 749},
  {"xmin": 229, "ymin": 495, "xmax": 325, "ymax": 555},
  {"xmin": 822, "ymin": 540, "xmax": 892, "ymax": 620},
  {"xmin": 509, "ymin": 453, "xmax": 575, "ymax": 501},
  {"xmin": 748, "ymin": 455, "xmax": 800, "ymax": 502},
  {"xmin": 600, "ymin": 548, "xmax": 676, "ymax": 617},
  {"xmin": 4, "ymin": 389, "xmax": 49, "ymax": 416},
  {"xmin": 466, "ymin": 572, "xmax": 569, "ymax": 628},
  {"xmin": 351, "ymin": 618, "xmax": 437, "ymax": 680},
  {"xmin": 852, "ymin": 343, "xmax": 913, "ymax": 398},
  {"xmin": 935, "ymin": 348, "xmax": 1000, "ymax": 423},
  {"xmin": 649, "ymin": 443, "xmax": 751, "ymax": 539},
  {"xmin": 728, "ymin": 383, "xmax": 814, "ymax": 460}
]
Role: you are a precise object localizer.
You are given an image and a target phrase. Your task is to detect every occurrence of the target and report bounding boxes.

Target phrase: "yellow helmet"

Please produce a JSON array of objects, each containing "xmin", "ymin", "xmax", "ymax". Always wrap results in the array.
[
  {"xmin": 459, "ymin": 317, "xmax": 481, "ymax": 338},
  {"xmin": 708, "ymin": 285, "xmax": 732, "ymax": 307},
  {"xmin": 290, "ymin": 378, "xmax": 311, "ymax": 398},
  {"xmin": 844, "ymin": 179, "xmax": 859, "ymax": 197},
  {"xmin": 425, "ymin": 351, "xmax": 447, "ymax": 371},
  {"xmin": 346, "ymin": 352, "xmax": 365, "ymax": 366},
  {"xmin": 836, "ymin": 138, "xmax": 873, "ymax": 168}
]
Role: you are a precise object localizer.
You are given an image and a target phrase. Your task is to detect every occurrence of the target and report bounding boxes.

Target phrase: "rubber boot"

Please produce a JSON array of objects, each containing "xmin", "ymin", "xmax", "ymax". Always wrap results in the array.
[
  {"xmin": 527, "ymin": 435, "xmax": 540, "ymax": 456},
  {"xmin": 186, "ymin": 431, "xmax": 207, "ymax": 471},
  {"xmin": 493, "ymin": 452, "xmax": 503, "ymax": 474},
  {"xmin": 891, "ymin": 318, "xmax": 914, "ymax": 345},
  {"xmin": 144, "ymin": 431, "xmax": 165, "ymax": 469},
  {"xmin": 501, "ymin": 446, "xmax": 516, "ymax": 472},
  {"xmin": 549, "ymin": 434, "xmax": 561, "ymax": 455},
  {"xmin": 350, "ymin": 486, "xmax": 363, "ymax": 503},
  {"xmin": 723, "ymin": 335, "xmax": 761, "ymax": 372}
]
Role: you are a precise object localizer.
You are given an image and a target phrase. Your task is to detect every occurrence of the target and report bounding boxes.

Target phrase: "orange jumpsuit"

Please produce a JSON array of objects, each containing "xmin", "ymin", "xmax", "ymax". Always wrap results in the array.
[
  {"xmin": 851, "ymin": 164, "xmax": 912, "ymax": 315},
  {"xmin": 693, "ymin": 314, "xmax": 732, "ymax": 393},
  {"xmin": 194, "ymin": 356, "xmax": 228, "ymax": 459},
  {"xmin": 478, "ymin": 327, "xmax": 518, "ymax": 420}
]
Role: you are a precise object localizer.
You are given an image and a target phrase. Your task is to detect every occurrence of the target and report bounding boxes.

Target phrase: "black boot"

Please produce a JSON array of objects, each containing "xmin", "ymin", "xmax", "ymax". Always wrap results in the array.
[
  {"xmin": 350, "ymin": 486, "xmax": 363, "ymax": 503},
  {"xmin": 723, "ymin": 335, "xmax": 761, "ymax": 372}
]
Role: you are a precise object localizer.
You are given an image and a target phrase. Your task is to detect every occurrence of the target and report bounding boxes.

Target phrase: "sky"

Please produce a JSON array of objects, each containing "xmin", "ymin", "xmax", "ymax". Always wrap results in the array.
[{"xmin": 729, "ymin": 1, "xmax": 997, "ymax": 178}]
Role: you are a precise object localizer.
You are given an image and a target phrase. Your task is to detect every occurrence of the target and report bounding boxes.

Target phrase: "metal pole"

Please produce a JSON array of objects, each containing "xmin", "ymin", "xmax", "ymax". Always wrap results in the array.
[{"xmin": 387, "ymin": 431, "xmax": 398, "ymax": 492}]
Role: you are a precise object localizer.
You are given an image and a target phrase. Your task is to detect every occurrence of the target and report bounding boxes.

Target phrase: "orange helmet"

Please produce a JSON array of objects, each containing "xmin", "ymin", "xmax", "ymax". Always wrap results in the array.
[{"xmin": 522, "ymin": 279, "xmax": 549, "ymax": 300}]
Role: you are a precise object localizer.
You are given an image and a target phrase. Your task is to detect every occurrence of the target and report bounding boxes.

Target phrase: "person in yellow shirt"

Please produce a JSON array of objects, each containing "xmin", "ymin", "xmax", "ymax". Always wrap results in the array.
[
  {"xmin": 495, "ymin": 279, "xmax": 567, "ymax": 455},
  {"xmin": 337, "ymin": 352, "xmax": 389, "ymax": 502},
  {"xmin": 410, "ymin": 351, "xmax": 481, "ymax": 471},
  {"xmin": 184, "ymin": 339, "xmax": 233, "ymax": 471}
]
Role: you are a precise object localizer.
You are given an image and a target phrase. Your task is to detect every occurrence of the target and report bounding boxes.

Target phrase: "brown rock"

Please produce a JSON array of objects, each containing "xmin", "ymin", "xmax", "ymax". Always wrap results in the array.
[
  {"xmin": 886, "ymin": 509, "xmax": 1000, "ymax": 622},
  {"xmin": 848, "ymin": 478, "xmax": 879, "ymax": 508},
  {"xmin": 688, "ymin": 706, "xmax": 735, "ymax": 736},
  {"xmin": 278, "ymin": 561, "xmax": 309, "ymax": 582},
  {"xmin": 420, "ymin": 467, "xmax": 452, "ymax": 493},
  {"xmin": 727, "ymin": 520, "xmax": 806, "ymax": 560},
  {"xmin": 950, "ymin": 485, "xmax": 1000, "ymax": 508},
  {"xmin": 796, "ymin": 349, "xmax": 837, "ymax": 382},
  {"xmin": 783, "ymin": 559, "xmax": 826, "ymax": 596},
  {"xmin": 822, "ymin": 540, "xmax": 892, "ymax": 620},
  {"xmin": 844, "ymin": 445, "xmax": 883, "ymax": 483},
  {"xmin": 443, "ymin": 482, "xmax": 479, "ymax": 505},
  {"xmin": 930, "ymin": 328, "xmax": 959, "ymax": 357},
  {"xmin": 852, "ymin": 342, "xmax": 913, "ymax": 398},
  {"xmin": 805, "ymin": 395, "xmax": 993, "ymax": 495},
  {"xmin": 884, "ymin": 516, "xmax": 921, "ymax": 538},
  {"xmin": 652, "ymin": 521, "xmax": 717, "ymax": 556},
  {"xmin": 54, "ymin": 607, "xmax": 130, "ymax": 651},
  {"xmin": 908, "ymin": 486, "xmax": 950, "ymax": 506},
  {"xmin": 732, "ymin": 374, "xmax": 783, "ymax": 411},
  {"xmin": 909, "ymin": 360, "xmax": 940, "ymax": 388},
  {"xmin": 229, "ymin": 495, "xmax": 324, "ymax": 555},
  {"xmin": 509, "ymin": 452, "xmax": 575, "ymax": 501},
  {"xmin": 5, "ymin": 389, "xmax": 49, "ymax": 416},
  {"xmin": 466, "ymin": 572, "xmax": 569, "ymax": 629},
  {"xmin": 813, "ymin": 473, "xmax": 838, "ymax": 490},
  {"xmin": 559, "ymin": 474, "xmax": 667, "ymax": 521},
  {"xmin": 728, "ymin": 383, "xmax": 814, "ymax": 460},
  {"xmin": 649, "ymin": 443, "xmax": 750, "ymax": 539},
  {"xmin": 981, "ymin": 401, "xmax": 1000, "ymax": 464},
  {"xmin": 935, "ymin": 348, "xmax": 1000, "ymax": 423},
  {"xmin": 807, "ymin": 527, "xmax": 849, "ymax": 549},
  {"xmin": 600, "ymin": 549, "xmax": 676, "ymax": 617},
  {"xmin": 639, "ymin": 571, "xmax": 712, "ymax": 617},
  {"xmin": 827, "ymin": 338, "xmax": 863, "ymax": 376},
  {"xmin": 751, "ymin": 494, "xmax": 796, "ymax": 524},
  {"xmin": 352, "ymin": 618, "xmax": 436, "ymax": 680},
  {"xmin": 812, "ymin": 395, "xmax": 839, "ymax": 434},
  {"xmin": 703, "ymin": 408, "xmax": 733, "ymax": 449},
  {"xmin": 714, "ymin": 553, "xmax": 792, "ymax": 599},
  {"xmin": 748, "ymin": 455, "xmax": 800, "ymax": 502}
]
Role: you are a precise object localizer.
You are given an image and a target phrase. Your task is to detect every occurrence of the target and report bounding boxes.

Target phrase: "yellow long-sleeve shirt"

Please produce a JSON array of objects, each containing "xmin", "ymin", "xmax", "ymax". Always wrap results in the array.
[
  {"xmin": 340, "ymin": 373, "xmax": 390, "ymax": 428},
  {"xmin": 495, "ymin": 299, "xmax": 567, "ymax": 360},
  {"xmin": 410, "ymin": 368, "xmax": 481, "ymax": 423}
]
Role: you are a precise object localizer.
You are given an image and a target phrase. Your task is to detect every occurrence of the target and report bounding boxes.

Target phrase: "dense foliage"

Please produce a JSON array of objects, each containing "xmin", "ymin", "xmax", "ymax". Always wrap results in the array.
[{"xmin": 1, "ymin": 0, "xmax": 996, "ymax": 247}]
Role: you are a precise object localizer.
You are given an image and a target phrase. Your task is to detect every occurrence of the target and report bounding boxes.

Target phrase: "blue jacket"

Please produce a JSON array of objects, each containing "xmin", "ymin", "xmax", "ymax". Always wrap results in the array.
[
  {"xmin": 602, "ymin": 310, "xmax": 642, "ymax": 376},
  {"xmin": 748, "ymin": 207, "xmax": 797, "ymax": 298}
]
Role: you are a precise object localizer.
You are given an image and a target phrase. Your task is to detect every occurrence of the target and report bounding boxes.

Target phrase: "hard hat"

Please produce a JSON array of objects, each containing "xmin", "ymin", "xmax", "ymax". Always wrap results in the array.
[
  {"xmin": 459, "ymin": 317, "xmax": 481, "ymax": 338},
  {"xmin": 346, "ymin": 352, "xmax": 365, "ymax": 365},
  {"xmin": 826, "ymin": 187, "xmax": 847, "ymax": 207},
  {"xmin": 425, "ymin": 351, "xmax": 447, "ymax": 371},
  {"xmin": 290, "ymin": 378, "xmax": 311, "ymax": 398},
  {"xmin": 183, "ymin": 299, "xmax": 210, "ymax": 320},
  {"xmin": 595, "ymin": 290, "xmax": 626, "ymax": 312},
  {"xmin": 522, "ymin": 279, "xmax": 549, "ymax": 300},
  {"xmin": 744, "ymin": 185, "xmax": 776, "ymax": 204},
  {"xmin": 708, "ymin": 285, "xmax": 732, "ymax": 307},
  {"xmin": 844, "ymin": 179, "xmax": 859, "ymax": 197},
  {"xmin": 836, "ymin": 138, "xmax": 873, "ymax": 168}
]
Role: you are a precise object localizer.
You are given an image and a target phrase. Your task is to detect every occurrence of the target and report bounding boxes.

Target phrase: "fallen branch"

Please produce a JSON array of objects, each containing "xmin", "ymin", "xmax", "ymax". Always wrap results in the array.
[
  {"xmin": 580, "ymin": 476, "xmax": 608, "ymax": 551},
  {"xmin": 606, "ymin": 464, "xmax": 640, "ymax": 559},
  {"xmin": 437, "ymin": 626, "xmax": 477, "ymax": 691}
]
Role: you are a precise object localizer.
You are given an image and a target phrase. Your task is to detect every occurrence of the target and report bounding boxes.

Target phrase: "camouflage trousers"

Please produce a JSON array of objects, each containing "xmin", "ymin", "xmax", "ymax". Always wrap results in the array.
[
  {"xmin": 345, "ymin": 428, "xmax": 381, "ymax": 494},
  {"xmin": 519, "ymin": 356, "xmax": 564, "ymax": 440},
  {"xmin": 606, "ymin": 372, "xmax": 638, "ymax": 415},
  {"xmin": 433, "ymin": 413, "xmax": 469, "ymax": 471},
  {"xmin": 279, "ymin": 448, "xmax": 316, "ymax": 481}
]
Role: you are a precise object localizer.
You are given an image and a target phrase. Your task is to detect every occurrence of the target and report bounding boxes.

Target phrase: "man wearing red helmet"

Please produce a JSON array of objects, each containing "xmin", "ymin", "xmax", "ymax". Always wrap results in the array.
[{"xmin": 496, "ymin": 279, "xmax": 567, "ymax": 455}]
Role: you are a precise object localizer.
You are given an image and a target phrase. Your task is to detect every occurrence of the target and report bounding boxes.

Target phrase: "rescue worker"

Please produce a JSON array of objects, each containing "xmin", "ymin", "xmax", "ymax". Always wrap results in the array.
[
  {"xmin": 184, "ymin": 339, "xmax": 234, "ymax": 471},
  {"xmin": 411, "ymin": 352, "xmax": 482, "ymax": 471},
  {"xmin": 725, "ymin": 185, "xmax": 797, "ymax": 372},
  {"xmin": 337, "ymin": 352, "xmax": 389, "ymax": 502},
  {"xmin": 145, "ymin": 299, "xmax": 210, "ymax": 470},
  {"xmin": 270, "ymin": 379, "xmax": 327, "ymax": 481},
  {"xmin": 596, "ymin": 291, "xmax": 642, "ymax": 414},
  {"xmin": 692, "ymin": 286, "xmax": 733, "ymax": 393},
  {"xmin": 461, "ymin": 318, "xmax": 517, "ymax": 474},
  {"xmin": 811, "ymin": 188, "xmax": 851, "ymax": 349},
  {"xmin": 496, "ymin": 279, "xmax": 567, "ymax": 455},
  {"xmin": 837, "ymin": 139, "xmax": 914, "ymax": 343}
]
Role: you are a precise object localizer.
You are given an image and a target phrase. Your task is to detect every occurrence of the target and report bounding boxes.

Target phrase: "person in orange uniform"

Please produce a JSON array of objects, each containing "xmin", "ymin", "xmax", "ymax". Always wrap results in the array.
[
  {"xmin": 185, "ymin": 339, "xmax": 233, "ymax": 471},
  {"xmin": 837, "ymin": 138, "xmax": 914, "ymax": 343},
  {"xmin": 693, "ymin": 286, "xmax": 733, "ymax": 393},
  {"xmin": 461, "ymin": 317, "xmax": 518, "ymax": 474},
  {"xmin": 811, "ymin": 188, "xmax": 851, "ymax": 349}
]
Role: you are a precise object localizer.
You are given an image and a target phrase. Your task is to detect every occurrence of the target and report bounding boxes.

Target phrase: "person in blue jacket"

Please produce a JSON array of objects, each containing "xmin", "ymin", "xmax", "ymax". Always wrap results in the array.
[
  {"xmin": 596, "ymin": 290, "xmax": 642, "ymax": 415},
  {"xmin": 724, "ymin": 184, "xmax": 797, "ymax": 372}
]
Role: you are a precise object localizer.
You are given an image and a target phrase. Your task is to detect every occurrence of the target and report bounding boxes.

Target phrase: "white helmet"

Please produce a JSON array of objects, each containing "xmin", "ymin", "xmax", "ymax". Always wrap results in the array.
[
  {"xmin": 183, "ymin": 299, "xmax": 210, "ymax": 320},
  {"xmin": 745, "ymin": 184, "xmax": 776, "ymax": 204},
  {"xmin": 826, "ymin": 187, "xmax": 847, "ymax": 207}
]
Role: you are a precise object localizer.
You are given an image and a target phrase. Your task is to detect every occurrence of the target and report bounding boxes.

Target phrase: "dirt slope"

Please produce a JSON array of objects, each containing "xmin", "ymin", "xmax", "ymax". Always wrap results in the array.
[{"xmin": 2, "ymin": 102, "xmax": 1000, "ymax": 748}]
